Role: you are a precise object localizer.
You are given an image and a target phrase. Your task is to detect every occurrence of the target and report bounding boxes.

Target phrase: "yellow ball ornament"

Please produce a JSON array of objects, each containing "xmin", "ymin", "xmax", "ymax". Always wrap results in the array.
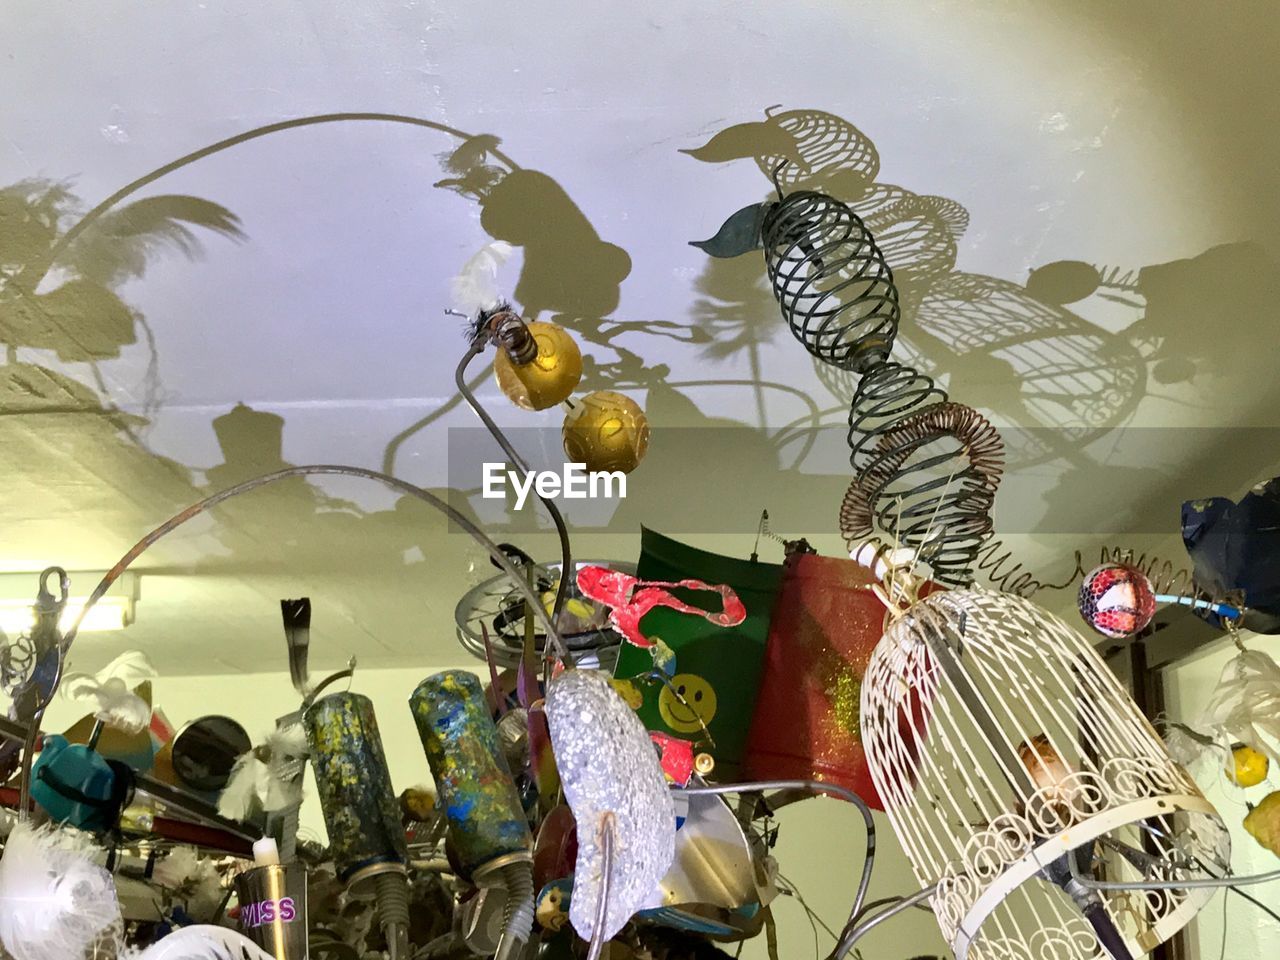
[
  {"xmin": 493, "ymin": 321, "xmax": 583, "ymax": 410},
  {"xmin": 1231, "ymin": 743, "xmax": 1270, "ymax": 788},
  {"xmin": 1244, "ymin": 789, "xmax": 1280, "ymax": 856},
  {"xmin": 562, "ymin": 390, "xmax": 650, "ymax": 474}
]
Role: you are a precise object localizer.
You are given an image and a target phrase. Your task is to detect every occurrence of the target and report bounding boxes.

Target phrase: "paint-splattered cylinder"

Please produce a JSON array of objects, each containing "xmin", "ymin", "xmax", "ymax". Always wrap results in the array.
[
  {"xmin": 410, "ymin": 670, "xmax": 532, "ymax": 876},
  {"xmin": 303, "ymin": 692, "xmax": 408, "ymax": 890}
]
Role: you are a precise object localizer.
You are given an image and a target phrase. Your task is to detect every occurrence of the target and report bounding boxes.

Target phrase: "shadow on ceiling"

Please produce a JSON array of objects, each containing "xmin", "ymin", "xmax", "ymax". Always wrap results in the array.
[
  {"xmin": 3, "ymin": 107, "xmax": 1279, "ymax": 605},
  {"xmin": 679, "ymin": 105, "xmax": 1280, "ymax": 541}
]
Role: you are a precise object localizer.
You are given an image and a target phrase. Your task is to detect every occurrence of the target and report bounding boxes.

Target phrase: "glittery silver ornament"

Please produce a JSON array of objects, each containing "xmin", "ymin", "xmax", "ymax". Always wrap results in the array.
[{"xmin": 545, "ymin": 669, "xmax": 675, "ymax": 942}]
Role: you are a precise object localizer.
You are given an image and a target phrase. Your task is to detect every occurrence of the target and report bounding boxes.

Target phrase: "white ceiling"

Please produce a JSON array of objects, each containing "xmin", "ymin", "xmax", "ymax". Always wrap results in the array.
[{"xmin": 1, "ymin": 0, "xmax": 1278, "ymax": 676}]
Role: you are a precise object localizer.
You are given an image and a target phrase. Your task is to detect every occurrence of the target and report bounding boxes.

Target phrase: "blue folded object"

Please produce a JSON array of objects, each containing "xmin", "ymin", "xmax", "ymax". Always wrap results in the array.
[{"xmin": 1182, "ymin": 476, "xmax": 1280, "ymax": 634}]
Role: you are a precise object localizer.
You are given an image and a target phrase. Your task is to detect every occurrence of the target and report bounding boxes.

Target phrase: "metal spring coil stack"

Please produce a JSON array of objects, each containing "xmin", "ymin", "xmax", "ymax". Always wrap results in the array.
[{"xmin": 758, "ymin": 188, "xmax": 1006, "ymax": 586}]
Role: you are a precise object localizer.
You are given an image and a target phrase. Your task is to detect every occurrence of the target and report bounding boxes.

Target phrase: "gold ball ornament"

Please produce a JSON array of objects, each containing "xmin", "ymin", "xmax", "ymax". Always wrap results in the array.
[
  {"xmin": 1231, "ymin": 742, "xmax": 1270, "ymax": 788},
  {"xmin": 562, "ymin": 390, "xmax": 650, "ymax": 474},
  {"xmin": 493, "ymin": 321, "xmax": 583, "ymax": 410}
]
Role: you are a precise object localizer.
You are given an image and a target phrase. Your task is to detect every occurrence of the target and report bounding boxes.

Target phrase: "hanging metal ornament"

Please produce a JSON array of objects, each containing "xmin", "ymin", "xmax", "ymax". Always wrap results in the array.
[
  {"xmin": 694, "ymin": 183, "xmax": 1005, "ymax": 585},
  {"xmin": 692, "ymin": 186, "xmax": 900, "ymax": 373}
]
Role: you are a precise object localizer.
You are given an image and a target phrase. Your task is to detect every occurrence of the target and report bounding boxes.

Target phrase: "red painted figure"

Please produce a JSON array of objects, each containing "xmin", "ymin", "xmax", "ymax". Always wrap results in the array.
[{"xmin": 575, "ymin": 565, "xmax": 747, "ymax": 649}]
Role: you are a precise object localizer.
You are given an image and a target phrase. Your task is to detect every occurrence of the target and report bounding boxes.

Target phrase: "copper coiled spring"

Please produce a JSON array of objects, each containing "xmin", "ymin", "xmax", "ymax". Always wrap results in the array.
[
  {"xmin": 762, "ymin": 191, "xmax": 901, "ymax": 373},
  {"xmin": 840, "ymin": 389, "xmax": 1005, "ymax": 586}
]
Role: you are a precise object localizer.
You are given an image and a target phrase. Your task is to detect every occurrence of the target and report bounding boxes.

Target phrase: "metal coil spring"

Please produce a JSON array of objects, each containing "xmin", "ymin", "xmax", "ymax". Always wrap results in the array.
[
  {"xmin": 972, "ymin": 542, "xmax": 1244, "ymax": 607},
  {"xmin": 478, "ymin": 305, "xmax": 537, "ymax": 365},
  {"xmin": 973, "ymin": 536, "xmax": 1067, "ymax": 598},
  {"xmin": 0, "ymin": 633, "xmax": 37, "ymax": 695},
  {"xmin": 845, "ymin": 362, "xmax": 948, "ymax": 474},
  {"xmin": 840, "ymin": 394, "xmax": 1004, "ymax": 586},
  {"xmin": 762, "ymin": 191, "xmax": 901, "ymax": 373}
]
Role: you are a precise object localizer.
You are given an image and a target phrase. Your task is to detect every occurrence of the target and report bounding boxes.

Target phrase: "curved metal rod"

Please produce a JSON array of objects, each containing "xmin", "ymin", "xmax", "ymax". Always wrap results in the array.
[
  {"xmin": 850, "ymin": 894, "xmax": 932, "ymax": 922},
  {"xmin": 455, "ymin": 341, "xmax": 574, "ymax": 631},
  {"xmin": 585, "ymin": 812, "xmax": 616, "ymax": 960},
  {"xmin": 674, "ymin": 779, "xmax": 877, "ymax": 960},
  {"xmin": 1070, "ymin": 854, "xmax": 1280, "ymax": 891},
  {"xmin": 46, "ymin": 112, "xmax": 520, "ymax": 269},
  {"xmin": 17, "ymin": 463, "xmax": 569, "ymax": 816},
  {"xmin": 837, "ymin": 883, "xmax": 938, "ymax": 953}
]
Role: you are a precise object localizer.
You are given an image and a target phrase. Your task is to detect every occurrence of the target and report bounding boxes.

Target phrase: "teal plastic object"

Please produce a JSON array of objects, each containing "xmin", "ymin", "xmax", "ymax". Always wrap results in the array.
[{"xmin": 31, "ymin": 734, "xmax": 121, "ymax": 830}]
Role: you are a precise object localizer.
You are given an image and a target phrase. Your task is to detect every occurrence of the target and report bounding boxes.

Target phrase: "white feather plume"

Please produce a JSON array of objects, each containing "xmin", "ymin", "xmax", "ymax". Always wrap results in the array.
[
  {"xmin": 1200, "ymin": 648, "xmax": 1280, "ymax": 763},
  {"xmin": 263, "ymin": 723, "xmax": 308, "ymax": 812},
  {"xmin": 216, "ymin": 752, "xmax": 265, "ymax": 821},
  {"xmin": 61, "ymin": 650, "xmax": 156, "ymax": 734},
  {"xmin": 218, "ymin": 723, "xmax": 310, "ymax": 820},
  {"xmin": 152, "ymin": 846, "xmax": 223, "ymax": 920},
  {"xmin": 450, "ymin": 241, "xmax": 514, "ymax": 315},
  {"xmin": 126, "ymin": 924, "xmax": 276, "ymax": 960},
  {"xmin": 0, "ymin": 821, "xmax": 121, "ymax": 960}
]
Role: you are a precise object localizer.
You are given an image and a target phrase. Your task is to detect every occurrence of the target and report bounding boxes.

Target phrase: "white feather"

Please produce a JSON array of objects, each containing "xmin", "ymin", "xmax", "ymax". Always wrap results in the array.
[
  {"xmin": 218, "ymin": 724, "xmax": 310, "ymax": 820},
  {"xmin": 450, "ymin": 241, "xmax": 514, "ymax": 314},
  {"xmin": 217, "ymin": 753, "xmax": 268, "ymax": 821},
  {"xmin": 126, "ymin": 924, "xmax": 276, "ymax": 960},
  {"xmin": 0, "ymin": 821, "xmax": 121, "ymax": 960},
  {"xmin": 264, "ymin": 723, "xmax": 308, "ymax": 764},
  {"xmin": 61, "ymin": 650, "xmax": 156, "ymax": 734},
  {"xmin": 1200, "ymin": 648, "xmax": 1280, "ymax": 763},
  {"xmin": 152, "ymin": 847, "xmax": 223, "ymax": 920}
]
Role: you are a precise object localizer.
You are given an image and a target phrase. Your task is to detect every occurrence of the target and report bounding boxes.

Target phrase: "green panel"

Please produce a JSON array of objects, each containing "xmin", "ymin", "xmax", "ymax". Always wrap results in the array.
[{"xmin": 613, "ymin": 527, "xmax": 783, "ymax": 775}]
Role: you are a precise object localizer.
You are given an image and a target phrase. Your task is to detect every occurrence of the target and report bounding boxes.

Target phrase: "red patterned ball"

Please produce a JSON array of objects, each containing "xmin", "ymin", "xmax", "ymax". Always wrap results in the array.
[{"xmin": 1078, "ymin": 563, "xmax": 1157, "ymax": 639}]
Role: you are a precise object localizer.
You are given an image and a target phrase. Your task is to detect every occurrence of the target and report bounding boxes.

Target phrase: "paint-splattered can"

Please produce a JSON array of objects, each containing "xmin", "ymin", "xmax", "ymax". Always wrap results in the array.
[
  {"xmin": 304, "ymin": 692, "xmax": 408, "ymax": 891},
  {"xmin": 410, "ymin": 670, "xmax": 532, "ymax": 877}
]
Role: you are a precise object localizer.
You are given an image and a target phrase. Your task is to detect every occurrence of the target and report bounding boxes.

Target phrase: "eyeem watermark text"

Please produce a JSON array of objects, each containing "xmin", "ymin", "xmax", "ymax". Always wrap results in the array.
[{"xmin": 482, "ymin": 463, "xmax": 627, "ymax": 509}]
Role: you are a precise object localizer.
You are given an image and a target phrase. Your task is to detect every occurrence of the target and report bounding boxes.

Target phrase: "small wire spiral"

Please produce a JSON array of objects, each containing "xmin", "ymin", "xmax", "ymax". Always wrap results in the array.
[
  {"xmin": 473, "ymin": 304, "xmax": 537, "ymax": 364},
  {"xmin": 973, "ymin": 536, "xmax": 1071, "ymax": 598},
  {"xmin": 973, "ymin": 543, "xmax": 1244, "ymax": 610},
  {"xmin": 762, "ymin": 191, "xmax": 901, "ymax": 373},
  {"xmin": 0, "ymin": 633, "xmax": 37, "ymax": 695}
]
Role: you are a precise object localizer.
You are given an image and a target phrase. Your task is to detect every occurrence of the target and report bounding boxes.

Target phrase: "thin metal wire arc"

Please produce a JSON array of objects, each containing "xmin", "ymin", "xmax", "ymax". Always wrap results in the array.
[
  {"xmin": 48, "ymin": 112, "xmax": 520, "ymax": 267},
  {"xmin": 17, "ymin": 463, "xmax": 568, "ymax": 816},
  {"xmin": 673, "ymin": 779, "xmax": 877, "ymax": 960},
  {"xmin": 455, "ymin": 341, "xmax": 574, "ymax": 630},
  {"xmin": 837, "ymin": 883, "xmax": 939, "ymax": 953},
  {"xmin": 1070, "ymin": 856, "xmax": 1280, "ymax": 892}
]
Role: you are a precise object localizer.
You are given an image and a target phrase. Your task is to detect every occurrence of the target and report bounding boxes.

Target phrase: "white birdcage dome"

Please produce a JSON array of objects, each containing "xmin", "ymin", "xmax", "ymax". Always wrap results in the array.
[{"xmin": 861, "ymin": 587, "xmax": 1230, "ymax": 960}]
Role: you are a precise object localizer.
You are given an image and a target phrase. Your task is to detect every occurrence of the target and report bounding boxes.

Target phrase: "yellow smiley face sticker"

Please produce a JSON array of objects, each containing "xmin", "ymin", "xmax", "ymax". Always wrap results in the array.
[{"xmin": 658, "ymin": 674, "xmax": 718, "ymax": 734}]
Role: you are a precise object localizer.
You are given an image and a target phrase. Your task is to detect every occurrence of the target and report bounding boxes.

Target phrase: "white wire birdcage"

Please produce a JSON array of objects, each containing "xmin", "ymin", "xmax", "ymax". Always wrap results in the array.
[{"xmin": 861, "ymin": 586, "xmax": 1231, "ymax": 960}]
